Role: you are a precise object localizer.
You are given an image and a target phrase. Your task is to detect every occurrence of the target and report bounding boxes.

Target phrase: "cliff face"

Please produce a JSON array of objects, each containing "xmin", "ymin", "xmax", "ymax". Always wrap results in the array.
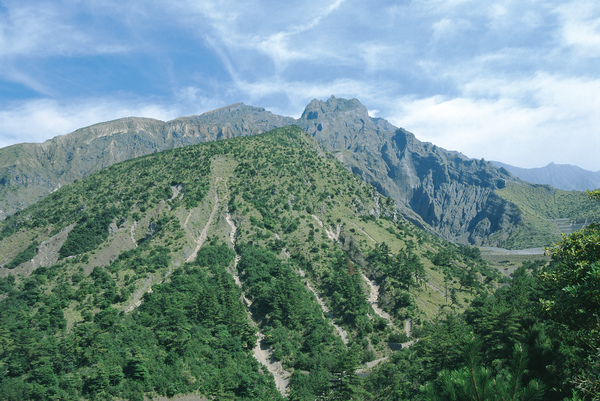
[
  {"xmin": 0, "ymin": 97, "xmax": 523, "ymax": 245},
  {"xmin": 296, "ymin": 96, "xmax": 519, "ymax": 245}
]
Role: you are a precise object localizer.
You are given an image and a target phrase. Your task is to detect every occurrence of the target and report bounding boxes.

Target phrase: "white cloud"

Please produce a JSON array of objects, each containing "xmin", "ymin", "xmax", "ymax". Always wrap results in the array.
[
  {"xmin": 555, "ymin": 0, "xmax": 600, "ymax": 54},
  {"xmin": 0, "ymin": 3, "xmax": 128, "ymax": 58},
  {"xmin": 388, "ymin": 73, "xmax": 600, "ymax": 171},
  {"xmin": 431, "ymin": 17, "xmax": 471, "ymax": 41},
  {"xmin": 164, "ymin": 0, "xmax": 347, "ymax": 73},
  {"xmin": 0, "ymin": 98, "xmax": 181, "ymax": 149}
]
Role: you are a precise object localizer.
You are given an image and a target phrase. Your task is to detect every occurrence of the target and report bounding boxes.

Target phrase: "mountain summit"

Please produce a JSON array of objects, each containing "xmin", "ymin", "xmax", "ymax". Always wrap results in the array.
[
  {"xmin": 1, "ymin": 97, "xmax": 598, "ymax": 248},
  {"xmin": 295, "ymin": 97, "xmax": 518, "ymax": 245}
]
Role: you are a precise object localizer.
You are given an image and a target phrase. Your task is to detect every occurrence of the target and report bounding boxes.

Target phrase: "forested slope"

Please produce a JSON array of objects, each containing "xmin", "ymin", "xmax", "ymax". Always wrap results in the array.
[
  {"xmin": 0, "ymin": 126, "xmax": 506, "ymax": 400},
  {"xmin": 1, "ymin": 126, "xmax": 595, "ymax": 400}
]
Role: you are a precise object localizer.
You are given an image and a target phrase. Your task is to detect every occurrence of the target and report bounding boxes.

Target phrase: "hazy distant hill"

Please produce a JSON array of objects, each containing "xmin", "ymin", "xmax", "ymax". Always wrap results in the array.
[
  {"xmin": 492, "ymin": 161, "xmax": 600, "ymax": 191},
  {"xmin": 1, "ymin": 97, "xmax": 599, "ymax": 248}
]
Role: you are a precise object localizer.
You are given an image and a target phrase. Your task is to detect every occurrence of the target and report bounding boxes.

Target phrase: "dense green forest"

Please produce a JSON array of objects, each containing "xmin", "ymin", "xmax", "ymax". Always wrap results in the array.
[{"xmin": 0, "ymin": 127, "xmax": 598, "ymax": 400}]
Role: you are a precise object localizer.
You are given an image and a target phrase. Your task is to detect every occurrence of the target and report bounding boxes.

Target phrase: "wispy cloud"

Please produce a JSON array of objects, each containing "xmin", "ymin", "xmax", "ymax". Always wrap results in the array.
[
  {"xmin": 555, "ymin": 0, "xmax": 600, "ymax": 55},
  {"xmin": 0, "ymin": 3, "xmax": 128, "ymax": 58}
]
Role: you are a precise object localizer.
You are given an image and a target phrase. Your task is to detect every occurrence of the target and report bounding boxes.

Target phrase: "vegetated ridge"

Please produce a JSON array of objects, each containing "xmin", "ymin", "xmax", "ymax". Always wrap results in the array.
[{"xmin": 0, "ymin": 126, "xmax": 503, "ymax": 399}]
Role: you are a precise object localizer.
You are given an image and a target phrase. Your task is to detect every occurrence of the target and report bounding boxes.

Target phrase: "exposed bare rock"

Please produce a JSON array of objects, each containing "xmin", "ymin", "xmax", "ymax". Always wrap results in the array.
[
  {"xmin": 0, "ymin": 223, "xmax": 75, "ymax": 277},
  {"xmin": 297, "ymin": 96, "xmax": 519, "ymax": 245}
]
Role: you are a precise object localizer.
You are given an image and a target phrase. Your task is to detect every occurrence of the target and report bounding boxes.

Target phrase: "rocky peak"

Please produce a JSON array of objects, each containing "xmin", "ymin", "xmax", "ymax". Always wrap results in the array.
[
  {"xmin": 302, "ymin": 96, "xmax": 368, "ymax": 116},
  {"xmin": 297, "ymin": 96, "xmax": 393, "ymax": 152},
  {"xmin": 296, "ymin": 96, "xmax": 516, "ymax": 245},
  {"xmin": 52, "ymin": 117, "xmax": 165, "ymax": 146},
  {"xmin": 184, "ymin": 103, "xmax": 279, "ymax": 124}
]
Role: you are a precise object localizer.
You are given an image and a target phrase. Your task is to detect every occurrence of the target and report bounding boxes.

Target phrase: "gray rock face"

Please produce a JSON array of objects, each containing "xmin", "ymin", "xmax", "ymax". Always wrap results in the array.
[
  {"xmin": 0, "ymin": 96, "xmax": 521, "ymax": 245},
  {"xmin": 297, "ymin": 96, "xmax": 519, "ymax": 245}
]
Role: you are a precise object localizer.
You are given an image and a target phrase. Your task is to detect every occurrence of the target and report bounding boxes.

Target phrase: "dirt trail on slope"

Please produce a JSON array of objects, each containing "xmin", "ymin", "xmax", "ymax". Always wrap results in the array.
[
  {"xmin": 302, "ymin": 274, "xmax": 349, "ymax": 345},
  {"xmin": 129, "ymin": 221, "xmax": 137, "ymax": 247},
  {"xmin": 224, "ymin": 201, "xmax": 291, "ymax": 396},
  {"xmin": 350, "ymin": 221, "xmax": 416, "ymax": 347},
  {"xmin": 252, "ymin": 332, "xmax": 291, "ymax": 396},
  {"xmin": 126, "ymin": 157, "xmax": 229, "ymax": 313},
  {"xmin": 351, "ymin": 222, "xmax": 377, "ymax": 243},
  {"xmin": 312, "ymin": 215, "xmax": 341, "ymax": 242},
  {"xmin": 355, "ymin": 356, "xmax": 390, "ymax": 375},
  {"xmin": 124, "ymin": 274, "xmax": 156, "ymax": 313},
  {"xmin": 307, "ymin": 215, "xmax": 355, "ymax": 345},
  {"xmin": 360, "ymin": 272, "xmax": 392, "ymax": 324},
  {"xmin": 186, "ymin": 184, "xmax": 221, "ymax": 263},
  {"xmin": 425, "ymin": 281, "xmax": 446, "ymax": 297}
]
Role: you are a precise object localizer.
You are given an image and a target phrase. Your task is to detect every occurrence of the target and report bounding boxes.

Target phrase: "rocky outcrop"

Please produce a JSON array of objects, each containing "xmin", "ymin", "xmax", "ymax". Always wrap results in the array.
[{"xmin": 296, "ymin": 96, "xmax": 519, "ymax": 245}]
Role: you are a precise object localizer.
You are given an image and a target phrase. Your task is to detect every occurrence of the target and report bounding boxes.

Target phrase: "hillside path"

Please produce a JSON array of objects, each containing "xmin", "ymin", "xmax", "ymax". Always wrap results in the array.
[
  {"xmin": 312, "ymin": 214, "xmax": 341, "ymax": 242},
  {"xmin": 351, "ymin": 222, "xmax": 377, "ymax": 243},
  {"xmin": 224, "ymin": 194, "xmax": 291, "ymax": 396},
  {"xmin": 350, "ymin": 220, "xmax": 416, "ymax": 345},
  {"xmin": 360, "ymin": 272, "xmax": 392, "ymax": 324},
  {"xmin": 186, "ymin": 181, "xmax": 221, "ymax": 263},
  {"xmin": 125, "ymin": 157, "xmax": 230, "ymax": 313},
  {"xmin": 301, "ymin": 272, "xmax": 349, "ymax": 345}
]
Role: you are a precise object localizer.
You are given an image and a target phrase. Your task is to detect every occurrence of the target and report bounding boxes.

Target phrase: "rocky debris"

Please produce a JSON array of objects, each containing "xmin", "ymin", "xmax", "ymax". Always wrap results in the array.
[
  {"xmin": 361, "ymin": 271, "xmax": 393, "ymax": 324},
  {"xmin": 0, "ymin": 223, "xmax": 76, "ymax": 278}
]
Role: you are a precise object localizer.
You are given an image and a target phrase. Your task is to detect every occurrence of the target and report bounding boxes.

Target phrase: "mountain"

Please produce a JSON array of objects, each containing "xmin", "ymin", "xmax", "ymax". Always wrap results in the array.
[
  {"xmin": 297, "ymin": 97, "xmax": 518, "ymax": 246},
  {"xmin": 2, "ymin": 96, "xmax": 599, "ymax": 248},
  {"xmin": 0, "ymin": 103, "xmax": 294, "ymax": 219},
  {"xmin": 492, "ymin": 161, "xmax": 600, "ymax": 191},
  {"xmin": 296, "ymin": 97, "xmax": 600, "ymax": 248},
  {"xmin": 0, "ymin": 126, "xmax": 502, "ymax": 399}
]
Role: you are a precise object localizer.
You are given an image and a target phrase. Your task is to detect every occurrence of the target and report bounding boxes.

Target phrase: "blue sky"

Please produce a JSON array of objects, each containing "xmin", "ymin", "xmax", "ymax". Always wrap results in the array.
[{"xmin": 1, "ymin": 0, "xmax": 599, "ymax": 171}]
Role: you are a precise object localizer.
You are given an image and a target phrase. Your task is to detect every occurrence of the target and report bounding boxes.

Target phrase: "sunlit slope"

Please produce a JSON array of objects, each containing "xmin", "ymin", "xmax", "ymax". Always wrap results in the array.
[
  {"xmin": 494, "ymin": 181, "xmax": 600, "ymax": 248},
  {"xmin": 0, "ymin": 126, "xmax": 501, "ymax": 400}
]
